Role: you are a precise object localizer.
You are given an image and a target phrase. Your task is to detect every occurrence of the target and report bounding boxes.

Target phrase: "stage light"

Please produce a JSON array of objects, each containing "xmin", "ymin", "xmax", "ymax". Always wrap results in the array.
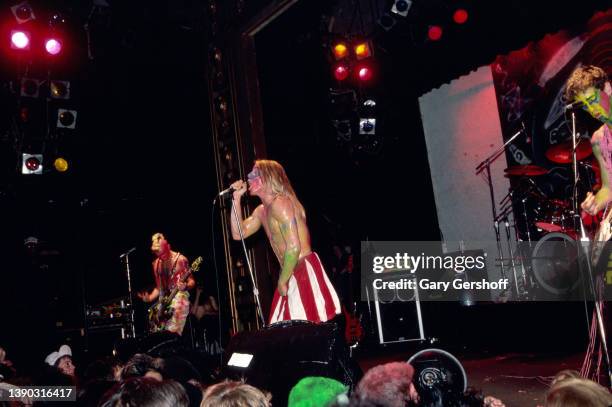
[
  {"xmin": 354, "ymin": 42, "xmax": 372, "ymax": 60},
  {"xmin": 428, "ymin": 25, "xmax": 443, "ymax": 41},
  {"xmin": 10, "ymin": 1, "xmax": 35, "ymax": 24},
  {"xmin": 333, "ymin": 64, "xmax": 350, "ymax": 81},
  {"xmin": 359, "ymin": 118, "xmax": 376, "ymax": 135},
  {"xmin": 22, "ymin": 153, "xmax": 42, "ymax": 175},
  {"xmin": 54, "ymin": 157, "xmax": 68, "ymax": 172},
  {"xmin": 45, "ymin": 38, "xmax": 62, "ymax": 55},
  {"xmin": 332, "ymin": 119, "xmax": 352, "ymax": 141},
  {"xmin": 378, "ymin": 13, "xmax": 397, "ymax": 31},
  {"xmin": 332, "ymin": 42, "xmax": 349, "ymax": 60},
  {"xmin": 57, "ymin": 109, "xmax": 77, "ymax": 129},
  {"xmin": 453, "ymin": 9, "xmax": 469, "ymax": 24},
  {"xmin": 391, "ymin": 0, "xmax": 412, "ymax": 17},
  {"xmin": 356, "ymin": 65, "xmax": 373, "ymax": 81},
  {"xmin": 10, "ymin": 30, "xmax": 30, "ymax": 50},
  {"xmin": 21, "ymin": 78, "xmax": 40, "ymax": 97},
  {"xmin": 50, "ymin": 80, "xmax": 70, "ymax": 99}
]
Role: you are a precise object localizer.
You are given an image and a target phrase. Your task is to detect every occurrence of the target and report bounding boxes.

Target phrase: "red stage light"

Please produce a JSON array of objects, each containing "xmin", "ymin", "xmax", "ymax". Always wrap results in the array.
[
  {"xmin": 428, "ymin": 25, "xmax": 443, "ymax": 41},
  {"xmin": 25, "ymin": 156, "xmax": 40, "ymax": 172},
  {"xmin": 45, "ymin": 38, "xmax": 62, "ymax": 55},
  {"xmin": 333, "ymin": 64, "xmax": 350, "ymax": 81},
  {"xmin": 453, "ymin": 9, "xmax": 469, "ymax": 24},
  {"xmin": 11, "ymin": 30, "xmax": 30, "ymax": 49},
  {"xmin": 357, "ymin": 65, "xmax": 373, "ymax": 81}
]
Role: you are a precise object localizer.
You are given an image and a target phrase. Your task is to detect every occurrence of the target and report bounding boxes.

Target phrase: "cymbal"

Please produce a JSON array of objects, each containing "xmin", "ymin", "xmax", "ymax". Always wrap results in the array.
[
  {"xmin": 545, "ymin": 140, "xmax": 592, "ymax": 164},
  {"xmin": 504, "ymin": 165, "xmax": 548, "ymax": 177}
]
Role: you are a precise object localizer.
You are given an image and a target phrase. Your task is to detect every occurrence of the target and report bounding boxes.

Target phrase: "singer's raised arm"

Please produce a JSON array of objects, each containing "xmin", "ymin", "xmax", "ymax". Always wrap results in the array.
[{"xmin": 230, "ymin": 200, "xmax": 263, "ymax": 240}]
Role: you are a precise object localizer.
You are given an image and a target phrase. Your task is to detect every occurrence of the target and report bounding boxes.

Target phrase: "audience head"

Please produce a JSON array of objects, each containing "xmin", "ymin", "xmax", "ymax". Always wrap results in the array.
[
  {"xmin": 201, "ymin": 380, "xmax": 271, "ymax": 407},
  {"xmin": 545, "ymin": 377, "xmax": 612, "ymax": 407},
  {"xmin": 44, "ymin": 344, "xmax": 75, "ymax": 377},
  {"xmin": 353, "ymin": 362, "xmax": 417, "ymax": 407},
  {"xmin": 288, "ymin": 376, "xmax": 348, "ymax": 407},
  {"xmin": 121, "ymin": 353, "xmax": 163, "ymax": 381},
  {"xmin": 83, "ymin": 356, "xmax": 123, "ymax": 384},
  {"xmin": 550, "ymin": 369, "xmax": 581, "ymax": 387},
  {"xmin": 100, "ymin": 377, "xmax": 189, "ymax": 407}
]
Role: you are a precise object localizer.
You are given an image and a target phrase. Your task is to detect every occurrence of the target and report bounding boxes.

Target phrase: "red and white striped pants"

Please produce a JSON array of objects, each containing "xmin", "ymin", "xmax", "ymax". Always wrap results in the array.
[{"xmin": 269, "ymin": 252, "xmax": 341, "ymax": 324}]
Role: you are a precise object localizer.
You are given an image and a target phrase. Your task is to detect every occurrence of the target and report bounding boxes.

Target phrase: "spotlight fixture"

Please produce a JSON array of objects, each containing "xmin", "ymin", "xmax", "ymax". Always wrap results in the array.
[
  {"xmin": 354, "ymin": 41, "xmax": 372, "ymax": 60},
  {"xmin": 332, "ymin": 119, "xmax": 352, "ymax": 141},
  {"xmin": 57, "ymin": 109, "xmax": 77, "ymax": 129},
  {"xmin": 356, "ymin": 64, "xmax": 373, "ymax": 82},
  {"xmin": 10, "ymin": 30, "xmax": 30, "ymax": 50},
  {"xmin": 22, "ymin": 153, "xmax": 43, "ymax": 174},
  {"xmin": 428, "ymin": 25, "xmax": 443, "ymax": 41},
  {"xmin": 333, "ymin": 64, "xmax": 350, "ymax": 81},
  {"xmin": 378, "ymin": 13, "xmax": 397, "ymax": 31},
  {"xmin": 391, "ymin": 0, "xmax": 412, "ymax": 17},
  {"xmin": 21, "ymin": 78, "xmax": 41, "ymax": 97},
  {"xmin": 49, "ymin": 80, "xmax": 70, "ymax": 99},
  {"xmin": 332, "ymin": 41, "xmax": 349, "ymax": 60},
  {"xmin": 359, "ymin": 118, "xmax": 376, "ymax": 135},
  {"xmin": 53, "ymin": 157, "xmax": 68, "ymax": 172},
  {"xmin": 45, "ymin": 38, "xmax": 62, "ymax": 55},
  {"xmin": 10, "ymin": 1, "xmax": 35, "ymax": 24},
  {"xmin": 453, "ymin": 9, "xmax": 469, "ymax": 24}
]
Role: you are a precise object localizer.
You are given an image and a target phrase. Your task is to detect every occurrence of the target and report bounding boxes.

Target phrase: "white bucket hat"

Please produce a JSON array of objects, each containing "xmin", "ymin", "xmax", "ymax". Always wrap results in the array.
[{"xmin": 44, "ymin": 345, "xmax": 72, "ymax": 366}]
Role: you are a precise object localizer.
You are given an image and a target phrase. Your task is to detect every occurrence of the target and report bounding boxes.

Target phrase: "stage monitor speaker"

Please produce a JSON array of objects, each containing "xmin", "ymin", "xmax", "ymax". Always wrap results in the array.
[
  {"xmin": 367, "ymin": 272, "xmax": 426, "ymax": 344},
  {"xmin": 222, "ymin": 320, "xmax": 361, "ymax": 407}
]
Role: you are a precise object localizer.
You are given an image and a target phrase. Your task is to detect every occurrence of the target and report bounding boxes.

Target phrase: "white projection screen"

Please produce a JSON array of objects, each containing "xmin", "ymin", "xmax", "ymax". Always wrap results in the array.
[{"xmin": 418, "ymin": 66, "xmax": 514, "ymax": 293}]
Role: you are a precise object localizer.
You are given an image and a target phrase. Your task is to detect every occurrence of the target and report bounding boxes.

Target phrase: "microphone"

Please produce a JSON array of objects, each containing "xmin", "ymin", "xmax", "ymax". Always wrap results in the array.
[
  {"xmin": 564, "ymin": 100, "xmax": 583, "ymax": 110},
  {"xmin": 119, "ymin": 247, "xmax": 136, "ymax": 259},
  {"xmin": 218, "ymin": 186, "xmax": 236, "ymax": 197}
]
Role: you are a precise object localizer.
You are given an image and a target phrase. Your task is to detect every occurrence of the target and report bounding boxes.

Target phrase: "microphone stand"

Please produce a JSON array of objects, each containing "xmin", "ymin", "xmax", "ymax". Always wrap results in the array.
[
  {"xmin": 229, "ymin": 197, "xmax": 266, "ymax": 327},
  {"xmin": 120, "ymin": 248, "xmax": 137, "ymax": 338},
  {"xmin": 476, "ymin": 127, "xmax": 524, "ymax": 297},
  {"xmin": 570, "ymin": 111, "xmax": 612, "ymax": 385}
]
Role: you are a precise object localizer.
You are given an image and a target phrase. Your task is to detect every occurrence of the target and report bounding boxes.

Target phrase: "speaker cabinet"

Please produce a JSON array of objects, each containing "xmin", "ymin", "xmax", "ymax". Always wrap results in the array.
[
  {"xmin": 367, "ymin": 273, "xmax": 426, "ymax": 344},
  {"xmin": 222, "ymin": 320, "xmax": 361, "ymax": 407}
]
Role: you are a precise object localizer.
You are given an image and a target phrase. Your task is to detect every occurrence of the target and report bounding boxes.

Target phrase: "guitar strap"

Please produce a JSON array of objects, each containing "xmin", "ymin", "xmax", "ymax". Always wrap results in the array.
[{"xmin": 157, "ymin": 252, "xmax": 182, "ymax": 292}]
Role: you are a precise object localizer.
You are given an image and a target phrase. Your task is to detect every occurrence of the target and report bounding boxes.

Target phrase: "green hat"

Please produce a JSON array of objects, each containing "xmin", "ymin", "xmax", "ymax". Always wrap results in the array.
[{"xmin": 288, "ymin": 376, "xmax": 348, "ymax": 407}]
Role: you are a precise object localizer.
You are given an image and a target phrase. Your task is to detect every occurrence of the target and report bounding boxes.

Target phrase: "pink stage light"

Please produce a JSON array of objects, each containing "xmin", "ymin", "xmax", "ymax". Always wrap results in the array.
[
  {"xmin": 45, "ymin": 38, "xmax": 62, "ymax": 55},
  {"xmin": 11, "ymin": 31, "xmax": 30, "ymax": 49}
]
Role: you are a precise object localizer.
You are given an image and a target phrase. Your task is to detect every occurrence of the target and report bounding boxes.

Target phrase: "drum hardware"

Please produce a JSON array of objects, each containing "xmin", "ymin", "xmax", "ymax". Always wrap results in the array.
[
  {"xmin": 545, "ymin": 139, "xmax": 593, "ymax": 164},
  {"xmin": 504, "ymin": 165, "xmax": 549, "ymax": 177},
  {"xmin": 476, "ymin": 126, "xmax": 527, "ymax": 287}
]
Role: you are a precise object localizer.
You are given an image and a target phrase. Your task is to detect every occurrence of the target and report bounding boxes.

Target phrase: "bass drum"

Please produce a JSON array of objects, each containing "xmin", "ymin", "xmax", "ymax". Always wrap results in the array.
[{"xmin": 531, "ymin": 232, "xmax": 581, "ymax": 298}]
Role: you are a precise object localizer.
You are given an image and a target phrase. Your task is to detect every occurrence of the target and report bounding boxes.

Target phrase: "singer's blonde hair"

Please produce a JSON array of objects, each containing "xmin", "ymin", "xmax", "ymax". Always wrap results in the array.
[{"xmin": 254, "ymin": 159, "xmax": 297, "ymax": 198}]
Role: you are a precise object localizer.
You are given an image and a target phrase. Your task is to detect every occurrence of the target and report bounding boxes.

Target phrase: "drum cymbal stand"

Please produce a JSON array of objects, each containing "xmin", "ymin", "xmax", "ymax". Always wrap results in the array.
[
  {"xmin": 569, "ymin": 110, "xmax": 612, "ymax": 385},
  {"xmin": 476, "ymin": 127, "xmax": 525, "ymax": 298}
]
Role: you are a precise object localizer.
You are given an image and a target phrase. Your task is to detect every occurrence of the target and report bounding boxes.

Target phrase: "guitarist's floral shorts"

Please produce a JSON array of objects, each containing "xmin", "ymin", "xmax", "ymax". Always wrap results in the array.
[{"xmin": 157, "ymin": 291, "xmax": 190, "ymax": 335}]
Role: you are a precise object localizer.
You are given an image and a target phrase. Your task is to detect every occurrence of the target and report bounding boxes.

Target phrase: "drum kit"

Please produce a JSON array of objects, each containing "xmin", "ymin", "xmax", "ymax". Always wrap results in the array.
[{"xmin": 478, "ymin": 129, "xmax": 596, "ymax": 300}]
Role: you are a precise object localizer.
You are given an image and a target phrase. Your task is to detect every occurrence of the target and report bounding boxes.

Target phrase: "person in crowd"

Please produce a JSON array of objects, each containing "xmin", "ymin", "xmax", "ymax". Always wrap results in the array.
[
  {"xmin": 120, "ymin": 353, "xmax": 164, "ymax": 381},
  {"xmin": 351, "ymin": 362, "xmax": 419, "ymax": 407},
  {"xmin": 99, "ymin": 377, "xmax": 189, "ymax": 407},
  {"xmin": 44, "ymin": 344, "xmax": 76, "ymax": 378},
  {"xmin": 288, "ymin": 376, "xmax": 348, "ymax": 407},
  {"xmin": 201, "ymin": 380, "xmax": 271, "ymax": 407},
  {"xmin": 545, "ymin": 377, "xmax": 612, "ymax": 407}
]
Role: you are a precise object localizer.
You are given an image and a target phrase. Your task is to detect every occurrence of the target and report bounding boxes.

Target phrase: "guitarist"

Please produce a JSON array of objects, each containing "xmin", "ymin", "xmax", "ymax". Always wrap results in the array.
[
  {"xmin": 565, "ymin": 66, "xmax": 612, "ymax": 218},
  {"xmin": 138, "ymin": 233, "xmax": 195, "ymax": 335},
  {"xmin": 565, "ymin": 65, "xmax": 612, "ymax": 383}
]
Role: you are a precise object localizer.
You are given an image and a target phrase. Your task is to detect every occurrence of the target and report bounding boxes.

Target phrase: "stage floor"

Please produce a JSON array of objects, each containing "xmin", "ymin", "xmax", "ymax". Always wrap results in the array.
[{"xmin": 357, "ymin": 349, "xmax": 584, "ymax": 406}]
